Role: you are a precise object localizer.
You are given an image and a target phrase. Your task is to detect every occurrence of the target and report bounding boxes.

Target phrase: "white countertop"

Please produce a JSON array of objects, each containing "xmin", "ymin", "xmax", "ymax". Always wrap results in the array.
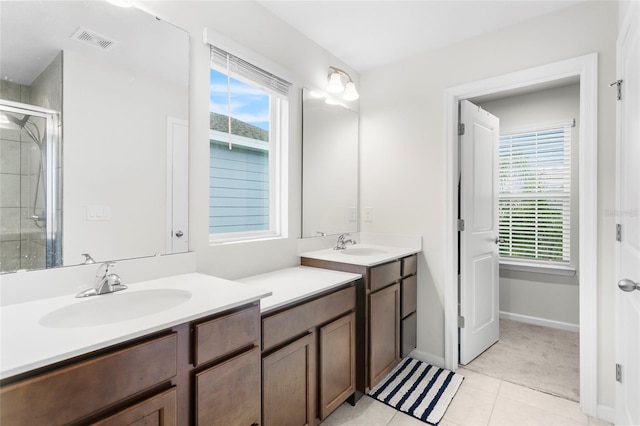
[
  {"xmin": 299, "ymin": 244, "xmax": 420, "ymax": 267},
  {"xmin": 237, "ymin": 266, "xmax": 362, "ymax": 313},
  {"xmin": 0, "ymin": 273, "xmax": 271, "ymax": 379}
]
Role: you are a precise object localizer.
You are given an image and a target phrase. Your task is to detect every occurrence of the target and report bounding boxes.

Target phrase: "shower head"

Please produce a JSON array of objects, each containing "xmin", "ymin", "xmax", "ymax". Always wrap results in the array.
[
  {"xmin": 1, "ymin": 111, "xmax": 43, "ymax": 148},
  {"xmin": 2, "ymin": 111, "xmax": 30, "ymax": 128}
]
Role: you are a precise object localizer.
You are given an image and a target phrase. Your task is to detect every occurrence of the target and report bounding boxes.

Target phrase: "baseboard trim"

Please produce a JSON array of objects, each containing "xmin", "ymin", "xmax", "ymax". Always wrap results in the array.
[
  {"xmin": 499, "ymin": 311, "xmax": 579, "ymax": 333},
  {"xmin": 407, "ymin": 349, "xmax": 445, "ymax": 369},
  {"xmin": 596, "ymin": 404, "xmax": 614, "ymax": 423}
]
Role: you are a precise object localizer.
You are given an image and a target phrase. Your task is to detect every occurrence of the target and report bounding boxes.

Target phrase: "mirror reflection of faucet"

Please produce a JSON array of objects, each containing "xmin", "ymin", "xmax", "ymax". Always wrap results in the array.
[
  {"xmin": 76, "ymin": 261, "xmax": 127, "ymax": 298},
  {"xmin": 334, "ymin": 233, "xmax": 356, "ymax": 250}
]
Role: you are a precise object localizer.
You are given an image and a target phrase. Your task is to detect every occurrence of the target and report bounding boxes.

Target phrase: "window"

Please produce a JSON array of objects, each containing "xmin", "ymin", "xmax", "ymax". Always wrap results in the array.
[
  {"xmin": 498, "ymin": 124, "xmax": 572, "ymax": 267},
  {"xmin": 209, "ymin": 46, "xmax": 290, "ymax": 243}
]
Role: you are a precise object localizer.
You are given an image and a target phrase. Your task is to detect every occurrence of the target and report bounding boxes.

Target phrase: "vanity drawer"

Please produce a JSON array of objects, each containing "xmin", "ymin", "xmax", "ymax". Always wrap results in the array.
[
  {"xmin": 262, "ymin": 285, "xmax": 356, "ymax": 352},
  {"xmin": 370, "ymin": 260, "xmax": 401, "ymax": 292},
  {"xmin": 401, "ymin": 275, "xmax": 417, "ymax": 318},
  {"xmin": 91, "ymin": 387, "xmax": 177, "ymax": 426},
  {"xmin": 0, "ymin": 333, "xmax": 177, "ymax": 425},
  {"xmin": 194, "ymin": 303, "xmax": 260, "ymax": 366},
  {"xmin": 402, "ymin": 255, "xmax": 417, "ymax": 277}
]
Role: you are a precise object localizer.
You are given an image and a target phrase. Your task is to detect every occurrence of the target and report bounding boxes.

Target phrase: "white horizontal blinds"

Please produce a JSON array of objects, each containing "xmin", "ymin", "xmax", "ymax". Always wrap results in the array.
[
  {"xmin": 210, "ymin": 45, "xmax": 291, "ymax": 98},
  {"xmin": 498, "ymin": 125, "xmax": 572, "ymax": 263}
]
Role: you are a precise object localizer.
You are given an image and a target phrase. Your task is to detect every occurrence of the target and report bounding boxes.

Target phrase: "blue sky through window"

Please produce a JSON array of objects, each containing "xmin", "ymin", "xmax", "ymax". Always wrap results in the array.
[{"xmin": 209, "ymin": 68, "xmax": 270, "ymax": 132}]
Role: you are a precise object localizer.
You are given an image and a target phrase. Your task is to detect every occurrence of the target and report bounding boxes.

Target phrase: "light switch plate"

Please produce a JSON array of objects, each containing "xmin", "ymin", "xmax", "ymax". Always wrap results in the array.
[{"xmin": 364, "ymin": 207, "xmax": 374, "ymax": 222}]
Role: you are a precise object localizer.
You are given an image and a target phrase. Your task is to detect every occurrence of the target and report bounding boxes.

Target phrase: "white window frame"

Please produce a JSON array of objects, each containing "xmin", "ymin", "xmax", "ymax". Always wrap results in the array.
[
  {"xmin": 497, "ymin": 121, "xmax": 575, "ymax": 275},
  {"xmin": 208, "ymin": 59, "xmax": 289, "ymax": 245}
]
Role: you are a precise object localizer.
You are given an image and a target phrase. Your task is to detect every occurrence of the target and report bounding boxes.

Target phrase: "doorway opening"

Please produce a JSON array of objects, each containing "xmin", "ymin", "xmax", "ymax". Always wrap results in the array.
[
  {"xmin": 443, "ymin": 54, "xmax": 598, "ymax": 417},
  {"xmin": 460, "ymin": 80, "xmax": 581, "ymax": 402}
]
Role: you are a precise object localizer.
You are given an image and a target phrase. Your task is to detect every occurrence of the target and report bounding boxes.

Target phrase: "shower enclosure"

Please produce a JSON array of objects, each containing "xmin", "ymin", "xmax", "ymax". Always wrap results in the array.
[{"xmin": 0, "ymin": 100, "xmax": 61, "ymax": 272}]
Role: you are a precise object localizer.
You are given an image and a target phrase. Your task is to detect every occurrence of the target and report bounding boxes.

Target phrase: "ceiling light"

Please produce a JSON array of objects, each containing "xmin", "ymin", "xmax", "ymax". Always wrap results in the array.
[{"xmin": 327, "ymin": 66, "xmax": 359, "ymax": 101}]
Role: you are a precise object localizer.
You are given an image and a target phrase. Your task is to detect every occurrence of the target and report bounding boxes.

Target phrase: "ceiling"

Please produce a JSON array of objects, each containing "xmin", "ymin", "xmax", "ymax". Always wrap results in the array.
[
  {"xmin": 0, "ymin": 1, "xmax": 187, "ymax": 87},
  {"xmin": 259, "ymin": 1, "xmax": 583, "ymax": 73}
]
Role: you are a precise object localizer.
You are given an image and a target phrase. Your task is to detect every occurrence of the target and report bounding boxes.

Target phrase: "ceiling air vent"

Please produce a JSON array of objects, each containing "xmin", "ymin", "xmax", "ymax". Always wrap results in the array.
[{"xmin": 71, "ymin": 27, "xmax": 118, "ymax": 51}]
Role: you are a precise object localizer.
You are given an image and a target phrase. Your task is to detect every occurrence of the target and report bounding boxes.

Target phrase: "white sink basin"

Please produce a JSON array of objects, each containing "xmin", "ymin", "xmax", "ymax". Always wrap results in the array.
[
  {"xmin": 339, "ymin": 247, "xmax": 388, "ymax": 256},
  {"xmin": 39, "ymin": 289, "xmax": 192, "ymax": 328}
]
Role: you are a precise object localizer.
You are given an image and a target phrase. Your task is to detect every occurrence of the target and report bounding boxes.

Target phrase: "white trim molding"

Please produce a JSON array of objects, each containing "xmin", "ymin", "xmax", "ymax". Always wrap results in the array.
[
  {"xmin": 597, "ymin": 404, "xmax": 615, "ymax": 424},
  {"xmin": 499, "ymin": 311, "xmax": 579, "ymax": 333},
  {"xmin": 444, "ymin": 53, "xmax": 598, "ymax": 417},
  {"xmin": 408, "ymin": 349, "xmax": 446, "ymax": 370}
]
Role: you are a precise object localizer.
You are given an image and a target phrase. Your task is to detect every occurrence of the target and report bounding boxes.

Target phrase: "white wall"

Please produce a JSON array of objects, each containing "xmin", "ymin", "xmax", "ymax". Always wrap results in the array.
[
  {"xmin": 476, "ymin": 83, "xmax": 580, "ymax": 327},
  {"xmin": 63, "ymin": 49, "xmax": 188, "ymax": 265},
  {"xmin": 359, "ymin": 1, "xmax": 617, "ymax": 409},
  {"xmin": 143, "ymin": 1, "xmax": 359, "ymax": 280}
]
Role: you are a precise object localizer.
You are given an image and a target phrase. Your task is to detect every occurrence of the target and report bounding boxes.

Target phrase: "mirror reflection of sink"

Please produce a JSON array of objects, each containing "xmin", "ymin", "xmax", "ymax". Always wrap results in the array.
[
  {"xmin": 39, "ymin": 289, "xmax": 192, "ymax": 328},
  {"xmin": 339, "ymin": 247, "xmax": 387, "ymax": 256}
]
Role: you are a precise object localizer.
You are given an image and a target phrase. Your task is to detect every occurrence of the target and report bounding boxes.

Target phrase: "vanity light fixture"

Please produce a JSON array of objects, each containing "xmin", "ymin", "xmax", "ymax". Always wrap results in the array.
[{"xmin": 327, "ymin": 66, "xmax": 359, "ymax": 101}]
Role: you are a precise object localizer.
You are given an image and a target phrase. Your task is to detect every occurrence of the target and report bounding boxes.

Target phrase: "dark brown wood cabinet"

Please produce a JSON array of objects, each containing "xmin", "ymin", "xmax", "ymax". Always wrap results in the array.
[
  {"xmin": 0, "ymin": 333, "xmax": 178, "ymax": 426},
  {"xmin": 319, "ymin": 312, "xmax": 356, "ymax": 419},
  {"xmin": 301, "ymin": 253, "xmax": 418, "ymax": 393},
  {"xmin": 0, "ymin": 302, "xmax": 261, "ymax": 426},
  {"xmin": 91, "ymin": 387, "xmax": 178, "ymax": 426},
  {"xmin": 369, "ymin": 282, "xmax": 401, "ymax": 387},
  {"xmin": 195, "ymin": 346, "xmax": 261, "ymax": 425},
  {"xmin": 263, "ymin": 333, "xmax": 316, "ymax": 426},
  {"xmin": 193, "ymin": 305, "xmax": 261, "ymax": 425},
  {"xmin": 260, "ymin": 283, "xmax": 357, "ymax": 425},
  {"xmin": 400, "ymin": 256, "xmax": 418, "ymax": 357}
]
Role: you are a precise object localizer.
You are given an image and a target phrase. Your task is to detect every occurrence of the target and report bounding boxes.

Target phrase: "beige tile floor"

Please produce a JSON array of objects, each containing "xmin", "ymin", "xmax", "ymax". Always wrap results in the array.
[{"xmin": 319, "ymin": 368, "xmax": 611, "ymax": 426}]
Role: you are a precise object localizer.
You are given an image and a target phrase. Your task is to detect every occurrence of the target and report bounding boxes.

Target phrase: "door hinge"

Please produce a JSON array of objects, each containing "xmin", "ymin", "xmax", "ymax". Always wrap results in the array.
[
  {"xmin": 616, "ymin": 363, "xmax": 622, "ymax": 383},
  {"xmin": 616, "ymin": 223, "xmax": 622, "ymax": 242},
  {"xmin": 458, "ymin": 316, "xmax": 465, "ymax": 328},
  {"xmin": 457, "ymin": 219, "xmax": 465, "ymax": 231},
  {"xmin": 458, "ymin": 123, "xmax": 465, "ymax": 136},
  {"xmin": 610, "ymin": 79, "xmax": 623, "ymax": 100}
]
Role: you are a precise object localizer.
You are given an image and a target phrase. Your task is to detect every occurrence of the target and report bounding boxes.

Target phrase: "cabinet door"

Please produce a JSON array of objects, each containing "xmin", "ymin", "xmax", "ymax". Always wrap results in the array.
[
  {"xmin": 402, "ymin": 312, "xmax": 417, "ymax": 358},
  {"xmin": 195, "ymin": 346, "xmax": 261, "ymax": 426},
  {"xmin": 91, "ymin": 388, "xmax": 177, "ymax": 426},
  {"xmin": 369, "ymin": 283, "xmax": 401, "ymax": 389},
  {"xmin": 401, "ymin": 275, "xmax": 417, "ymax": 318},
  {"xmin": 262, "ymin": 333, "xmax": 315, "ymax": 426},
  {"xmin": 319, "ymin": 312, "xmax": 356, "ymax": 420}
]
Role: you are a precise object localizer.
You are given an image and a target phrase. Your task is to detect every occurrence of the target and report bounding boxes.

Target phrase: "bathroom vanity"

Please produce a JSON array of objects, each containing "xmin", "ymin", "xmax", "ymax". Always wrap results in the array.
[
  {"xmin": 0, "ymin": 249, "xmax": 417, "ymax": 425},
  {"xmin": 239, "ymin": 267, "xmax": 361, "ymax": 426},
  {"xmin": 0, "ymin": 274, "xmax": 270, "ymax": 425},
  {"xmin": 299, "ymin": 245, "xmax": 419, "ymax": 393}
]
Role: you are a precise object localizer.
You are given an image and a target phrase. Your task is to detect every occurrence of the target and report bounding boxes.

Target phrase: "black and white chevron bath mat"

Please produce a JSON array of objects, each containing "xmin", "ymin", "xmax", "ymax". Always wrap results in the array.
[{"xmin": 369, "ymin": 357, "xmax": 464, "ymax": 425}]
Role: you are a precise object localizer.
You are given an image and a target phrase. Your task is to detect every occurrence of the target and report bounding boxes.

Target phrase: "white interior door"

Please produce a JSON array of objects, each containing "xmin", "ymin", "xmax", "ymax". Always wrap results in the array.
[
  {"xmin": 459, "ymin": 100, "xmax": 500, "ymax": 365},
  {"xmin": 166, "ymin": 117, "xmax": 189, "ymax": 253},
  {"xmin": 615, "ymin": 3, "xmax": 640, "ymax": 425}
]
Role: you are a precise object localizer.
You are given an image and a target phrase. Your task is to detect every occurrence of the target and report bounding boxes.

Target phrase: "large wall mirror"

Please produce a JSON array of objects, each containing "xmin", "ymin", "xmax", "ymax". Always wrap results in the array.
[
  {"xmin": 302, "ymin": 89, "xmax": 359, "ymax": 238},
  {"xmin": 0, "ymin": 2, "xmax": 189, "ymax": 273}
]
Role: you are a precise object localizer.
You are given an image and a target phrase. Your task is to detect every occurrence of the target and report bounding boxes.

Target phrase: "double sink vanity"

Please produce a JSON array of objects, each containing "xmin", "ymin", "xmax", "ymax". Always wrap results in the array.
[
  {"xmin": 0, "ymin": 238, "xmax": 420, "ymax": 426},
  {"xmin": 0, "ymin": 2, "xmax": 420, "ymax": 425}
]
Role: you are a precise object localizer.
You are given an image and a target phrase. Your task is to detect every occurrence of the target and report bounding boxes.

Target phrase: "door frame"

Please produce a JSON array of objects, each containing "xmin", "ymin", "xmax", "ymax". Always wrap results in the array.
[
  {"xmin": 443, "ymin": 53, "xmax": 598, "ymax": 416},
  {"xmin": 615, "ymin": 2, "xmax": 639, "ymax": 424},
  {"xmin": 166, "ymin": 116, "xmax": 190, "ymax": 253}
]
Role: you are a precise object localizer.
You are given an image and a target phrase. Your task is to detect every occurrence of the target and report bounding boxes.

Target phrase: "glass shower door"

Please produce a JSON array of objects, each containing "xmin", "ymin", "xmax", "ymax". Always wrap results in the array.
[{"xmin": 0, "ymin": 100, "xmax": 60, "ymax": 272}]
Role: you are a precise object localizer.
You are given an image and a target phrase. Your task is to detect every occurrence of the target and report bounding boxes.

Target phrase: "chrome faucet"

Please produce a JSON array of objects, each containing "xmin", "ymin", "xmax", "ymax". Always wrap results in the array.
[
  {"xmin": 76, "ymin": 261, "xmax": 127, "ymax": 298},
  {"xmin": 334, "ymin": 233, "xmax": 356, "ymax": 250}
]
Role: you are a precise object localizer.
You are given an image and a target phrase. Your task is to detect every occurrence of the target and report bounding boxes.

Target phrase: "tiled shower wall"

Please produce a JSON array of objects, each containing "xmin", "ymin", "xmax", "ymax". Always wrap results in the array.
[
  {"xmin": 0, "ymin": 83, "xmax": 47, "ymax": 272},
  {"xmin": 1, "ymin": 52, "xmax": 62, "ymax": 273}
]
